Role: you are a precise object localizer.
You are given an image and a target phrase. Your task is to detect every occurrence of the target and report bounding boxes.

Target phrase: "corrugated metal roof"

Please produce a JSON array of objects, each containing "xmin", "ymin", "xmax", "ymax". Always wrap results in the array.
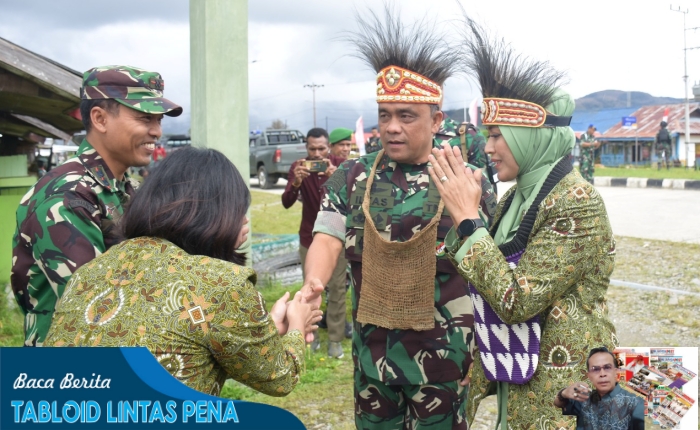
[
  {"xmin": 602, "ymin": 103, "xmax": 700, "ymax": 139},
  {"xmin": 570, "ymin": 107, "xmax": 640, "ymax": 134}
]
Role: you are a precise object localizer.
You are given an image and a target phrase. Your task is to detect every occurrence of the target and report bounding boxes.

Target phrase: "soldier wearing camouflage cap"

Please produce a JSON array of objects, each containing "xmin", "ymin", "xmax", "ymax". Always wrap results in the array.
[
  {"xmin": 11, "ymin": 65, "xmax": 182, "ymax": 346},
  {"xmin": 300, "ymin": 7, "xmax": 497, "ymax": 429}
]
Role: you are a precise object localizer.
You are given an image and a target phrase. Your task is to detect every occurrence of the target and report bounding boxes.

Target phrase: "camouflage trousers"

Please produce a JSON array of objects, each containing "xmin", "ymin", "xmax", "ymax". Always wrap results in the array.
[
  {"xmin": 579, "ymin": 153, "xmax": 595, "ymax": 184},
  {"xmin": 354, "ymin": 369, "xmax": 468, "ymax": 430},
  {"xmin": 657, "ymin": 146, "xmax": 671, "ymax": 169}
]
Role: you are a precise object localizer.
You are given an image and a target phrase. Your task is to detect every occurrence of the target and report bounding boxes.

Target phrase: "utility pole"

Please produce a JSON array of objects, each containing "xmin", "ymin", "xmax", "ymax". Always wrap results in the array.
[
  {"xmin": 304, "ymin": 83, "xmax": 324, "ymax": 127},
  {"xmin": 670, "ymin": 6, "xmax": 700, "ymax": 168}
]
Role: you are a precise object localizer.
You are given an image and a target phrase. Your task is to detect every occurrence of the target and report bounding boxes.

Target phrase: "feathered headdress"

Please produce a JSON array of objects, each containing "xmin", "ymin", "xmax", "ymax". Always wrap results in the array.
[
  {"xmin": 459, "ymin": 16, "xmax": 571, "ymax": 128},
  {"xmin": 345, "ymin": 4, "xmax": 458, "ymax": 104}
]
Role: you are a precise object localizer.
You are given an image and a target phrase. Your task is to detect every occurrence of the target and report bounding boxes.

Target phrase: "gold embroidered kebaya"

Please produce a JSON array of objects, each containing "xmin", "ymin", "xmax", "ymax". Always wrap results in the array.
[
  {"xmin": 376, "ymin": 65, "xmax": 442, "ymax": 104},
  {"xmin": 481, "ymin": 97, "xmax": 548, "ymax": 127}
]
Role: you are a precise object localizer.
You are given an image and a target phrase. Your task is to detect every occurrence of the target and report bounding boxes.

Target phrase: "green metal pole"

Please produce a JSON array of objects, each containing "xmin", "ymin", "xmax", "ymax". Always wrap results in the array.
[{"xmin": 190, "ymin": 0, "xmax": 251, "ymax": 263}]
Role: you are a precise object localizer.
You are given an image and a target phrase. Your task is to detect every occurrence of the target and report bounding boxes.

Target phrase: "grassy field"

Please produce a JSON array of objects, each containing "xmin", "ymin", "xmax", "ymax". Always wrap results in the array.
[
  {"xmin": 250, "ymin": 190, "xmax": 301, "ymax": 236},
  {"xmin": 0, "ymin": 289, "xmax": 24, "ymax": 346},
  {"xmin": 220, "ymin": 282, "xmax": 355, "ymax": 430},
  {"xmin": 593, "ymin": 166, "xmax": 700, "ymax": 180}
]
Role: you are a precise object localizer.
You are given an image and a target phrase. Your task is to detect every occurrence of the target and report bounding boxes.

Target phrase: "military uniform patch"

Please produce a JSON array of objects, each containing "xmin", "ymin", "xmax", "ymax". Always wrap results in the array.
[
  {"xmin": 91, "ymin": 166, "xmax": 112, "ymax": 188},
  {"xmin": 105, "ymin": 203, "xmax": 118, "ymax": 218},
  {"xmin": 435, "ymin": 241, "xmax": 446, "ymax": 257}
]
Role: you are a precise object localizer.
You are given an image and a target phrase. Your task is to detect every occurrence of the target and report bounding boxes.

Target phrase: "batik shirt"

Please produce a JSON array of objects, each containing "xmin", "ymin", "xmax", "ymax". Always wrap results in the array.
[
  {"xmin": 435, "ymin": 116, "xmax": 488, "ymax": 169},
  {"xmin": 313, "ymin": 142, "xmax": 497, "ymax": 385},
  {"xmin": 12, "ymin": 139, "xmax": 137, "ymax": 346},
  {"xmin": 446, "ymin": 163, "xmax": 618, "ymax": 429},
  {"xmin": 563, "ymin": 383, "xmax": 645, "ymax": 430},
  {"xmin": 44, "ymin": 237, "xmax": 305, "ymax": 397}
]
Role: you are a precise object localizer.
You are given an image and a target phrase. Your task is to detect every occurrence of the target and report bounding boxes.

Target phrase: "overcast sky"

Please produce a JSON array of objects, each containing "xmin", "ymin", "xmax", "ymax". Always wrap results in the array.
[{"xmin": 2, "ymin": 0, "xmax": 699, "ymax": 134}]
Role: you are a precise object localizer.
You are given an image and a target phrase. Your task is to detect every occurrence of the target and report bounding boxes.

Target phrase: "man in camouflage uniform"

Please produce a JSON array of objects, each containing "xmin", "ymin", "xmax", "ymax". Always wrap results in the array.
[
  {"xmin": 11, "ymin": 66, "xmax": 182, "ymax": 346},
  {"xmin": 579, "ymin": 124, "xmax": 599, "ymax": 184},
  {"xmin": 301, "ymin": 10, "xmax": 497, "ymax": 429},
  {"xmin": 435, "ymin": 116, "xmax": 488, "ymax": 169},
  {"xmin": 655, "ymin": 120, "xmax": 672, "ymax": 170},
  {"xmin": 435, "ymin": 115, "xmax": 494, "ymax": 187},
  {"xmin": 366, "ymin": 128, "xmax": 382, "ymax": 154}
]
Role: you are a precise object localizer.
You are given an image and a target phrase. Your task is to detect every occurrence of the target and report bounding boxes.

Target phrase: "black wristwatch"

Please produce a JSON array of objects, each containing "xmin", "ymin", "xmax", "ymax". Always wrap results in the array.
[{"xmin": 457, "ymin": 218, "xmax": 484, "ymax": 240}]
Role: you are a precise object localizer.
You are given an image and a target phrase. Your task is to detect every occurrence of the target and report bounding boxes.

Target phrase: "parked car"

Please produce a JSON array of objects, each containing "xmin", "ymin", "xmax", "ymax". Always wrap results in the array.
[
  {"xmin": 164, "ymin": 135, "xmax": 191, "ymax": 154},
  {"xmin": 249, "ymin": 129, "xmax": 307, "ymax": 189}
]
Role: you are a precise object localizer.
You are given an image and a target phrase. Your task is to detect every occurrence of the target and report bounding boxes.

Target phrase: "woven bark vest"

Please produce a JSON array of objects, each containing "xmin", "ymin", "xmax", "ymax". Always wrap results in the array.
[{"xmin": 355, "ymin": 150, "xmax": 444, "ymax": 331}]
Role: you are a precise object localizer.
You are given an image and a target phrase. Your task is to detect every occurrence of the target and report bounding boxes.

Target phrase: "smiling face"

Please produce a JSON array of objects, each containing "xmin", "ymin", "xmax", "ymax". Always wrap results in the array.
[
  {"xmin": 90, "ymin": 104, "xmax": 163, "ymax": 177},
  {"xmin": 485, "ymin": 126, "xmax": 519, "ymax": 182},
  {"xmin": 378, "ymin": 103, "xmax": 442, "ymax": 164}
]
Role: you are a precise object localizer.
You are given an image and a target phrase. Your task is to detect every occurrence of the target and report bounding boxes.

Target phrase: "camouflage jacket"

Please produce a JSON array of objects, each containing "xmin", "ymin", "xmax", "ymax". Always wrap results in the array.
[
  {"xmin": 579, "ymin": 132, "xmax": 597, "ymax": 159},
  {"xmin": 365, "ymin": 136, "xmax": 382, "ymax": 154},
  {"xmin": 315, "ymin": 142, "xmax": 497, "ymax": 385},
  {"xmin": 11, "ymin": 139, "xmax": 137, "ymax": 346},
  {"xmin": 435, "ymin": 116, "xmax": 488, "ymax": 169}
]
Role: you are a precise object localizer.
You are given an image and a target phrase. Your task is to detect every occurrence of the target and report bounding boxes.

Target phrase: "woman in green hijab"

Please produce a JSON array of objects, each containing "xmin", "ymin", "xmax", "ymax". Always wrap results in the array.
[{"xmin": 427, "ymin": 19, "xmax": 618, "ymax": 430}]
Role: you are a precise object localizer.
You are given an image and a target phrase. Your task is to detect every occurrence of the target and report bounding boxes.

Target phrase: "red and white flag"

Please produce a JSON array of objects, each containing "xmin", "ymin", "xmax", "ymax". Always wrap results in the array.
[
  {"xmin": 662, "ymin": 108, "xmax": 670, "ymax": 124},
  {"xmin": 355, "ymin": 116, "xmax": 366, "ymax": 156},
  {"xmin": 469, "ymin": 97, "xmax": 480, "ymax": 126}
]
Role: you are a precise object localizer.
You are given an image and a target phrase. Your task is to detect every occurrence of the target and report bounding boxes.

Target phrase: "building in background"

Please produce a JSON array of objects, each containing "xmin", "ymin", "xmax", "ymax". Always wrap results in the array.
[
  {"xmin": 0, "ymin": 36, "xmax": 83, "ymax": 288},
  {"xmin": 600, "ymin": 104, "xmax": 700, "ymax": 167}
]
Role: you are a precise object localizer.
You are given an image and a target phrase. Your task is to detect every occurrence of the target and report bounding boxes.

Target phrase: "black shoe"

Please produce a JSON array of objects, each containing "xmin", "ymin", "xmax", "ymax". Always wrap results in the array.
[
  {"xmin": 344, "ymin": 321, "xmax": 353, "ymax": 339},
  {"xmin": 317, "ymin": 312, "xmax": 327, "ymax": 329}
]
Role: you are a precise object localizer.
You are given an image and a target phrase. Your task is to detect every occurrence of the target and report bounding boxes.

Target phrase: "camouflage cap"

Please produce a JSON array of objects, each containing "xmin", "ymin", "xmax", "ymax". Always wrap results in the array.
[{"xmin": 81, "ymin": 65, "xmax": 183, "ymax": 117}]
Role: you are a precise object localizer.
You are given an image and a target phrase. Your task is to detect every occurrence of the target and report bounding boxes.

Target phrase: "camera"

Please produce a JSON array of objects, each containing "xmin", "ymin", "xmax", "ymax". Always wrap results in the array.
[{"xmin": 304, "ymin": 160, "xmax": 329, "ymax": 173}]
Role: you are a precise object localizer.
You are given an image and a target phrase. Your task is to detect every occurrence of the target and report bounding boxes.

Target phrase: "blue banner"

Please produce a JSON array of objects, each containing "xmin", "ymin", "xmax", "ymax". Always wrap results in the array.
[{"xmin": 0, "ymin": 347, "xmax": 305, "ymax": 429}]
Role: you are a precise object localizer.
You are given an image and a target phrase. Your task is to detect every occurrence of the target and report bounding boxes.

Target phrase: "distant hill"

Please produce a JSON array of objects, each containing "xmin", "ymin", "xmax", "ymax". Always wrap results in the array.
[{"xmin": 574, "ymin": 90, "xmax": 682, "ymax": 111}]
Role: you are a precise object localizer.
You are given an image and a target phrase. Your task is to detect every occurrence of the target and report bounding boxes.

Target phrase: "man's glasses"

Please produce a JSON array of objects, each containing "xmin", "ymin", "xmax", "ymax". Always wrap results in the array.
[{"xmin": 588, "ymin": 364, "xmax": 616, "ymax": 374}]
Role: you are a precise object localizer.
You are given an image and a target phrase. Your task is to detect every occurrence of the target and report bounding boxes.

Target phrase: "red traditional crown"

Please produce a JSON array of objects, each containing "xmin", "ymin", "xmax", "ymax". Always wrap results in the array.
[
  {"xmin": 481, "ymin": 97, "xmax": 572, "ymax": 128},
  {"xmin": 481, "ymin": 98, "xmax": 547, "ymax": 127},
  {"xmin": 376, "ymin": 65, "xmax": 442, "ymax": 104}
]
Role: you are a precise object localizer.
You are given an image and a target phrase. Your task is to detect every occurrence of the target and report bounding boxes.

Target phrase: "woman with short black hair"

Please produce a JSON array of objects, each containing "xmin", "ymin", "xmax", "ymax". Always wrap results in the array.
[{"xmin": 45, "ymin": 147, "xmax": 317, "ymax": 397}]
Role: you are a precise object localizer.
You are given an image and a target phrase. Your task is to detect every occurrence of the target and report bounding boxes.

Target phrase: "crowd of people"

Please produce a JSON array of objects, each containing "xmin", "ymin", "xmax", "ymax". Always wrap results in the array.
[{"xmin": 9, "ymin": 7, "xmax": 645, "ymax": 430}]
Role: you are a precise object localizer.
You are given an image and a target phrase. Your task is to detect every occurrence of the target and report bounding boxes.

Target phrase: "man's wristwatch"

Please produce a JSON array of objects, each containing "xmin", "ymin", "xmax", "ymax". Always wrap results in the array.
[{"xmin": 457, "ymin": 218, "xmax": 484, "ymax": 240}]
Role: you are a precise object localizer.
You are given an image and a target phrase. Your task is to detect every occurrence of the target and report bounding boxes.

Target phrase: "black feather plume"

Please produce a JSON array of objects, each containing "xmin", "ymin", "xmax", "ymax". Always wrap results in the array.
[
  {"xmin": 457, "ymin": 13, "xmax": 568, "ymax": 107},
  {"xmin": 343, "ymin": 3, "xmax": 457, "ymax": 86}
]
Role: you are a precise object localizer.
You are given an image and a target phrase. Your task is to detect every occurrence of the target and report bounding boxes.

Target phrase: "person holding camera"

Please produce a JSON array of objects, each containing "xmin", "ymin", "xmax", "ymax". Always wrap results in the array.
[{"xmin": 282, "ymin": 127, "xmax": 349, "ymax": 358}]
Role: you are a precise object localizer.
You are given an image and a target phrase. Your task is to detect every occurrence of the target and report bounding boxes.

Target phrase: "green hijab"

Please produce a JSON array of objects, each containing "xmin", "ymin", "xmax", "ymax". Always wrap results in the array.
[{"xmin": 493, "ymin": 89, "xmax": 576, "ymax": 245}]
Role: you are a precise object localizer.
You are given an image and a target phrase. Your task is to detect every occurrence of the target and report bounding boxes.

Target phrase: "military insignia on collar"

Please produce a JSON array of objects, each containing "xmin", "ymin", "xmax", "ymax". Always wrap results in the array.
[
  {"xmin": 91, "ymin": 166, "xmax": 111, "ymax": 188},
  {"xmin": 105, "ymin": 203, "xmax": 117, "ymax": 218}
]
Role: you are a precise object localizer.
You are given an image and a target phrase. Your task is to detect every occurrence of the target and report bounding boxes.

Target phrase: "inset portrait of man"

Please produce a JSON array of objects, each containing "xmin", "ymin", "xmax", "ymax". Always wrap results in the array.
[{"xmin": 554, "ymin": 346, "xmax": 645, "ymax": 430}]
